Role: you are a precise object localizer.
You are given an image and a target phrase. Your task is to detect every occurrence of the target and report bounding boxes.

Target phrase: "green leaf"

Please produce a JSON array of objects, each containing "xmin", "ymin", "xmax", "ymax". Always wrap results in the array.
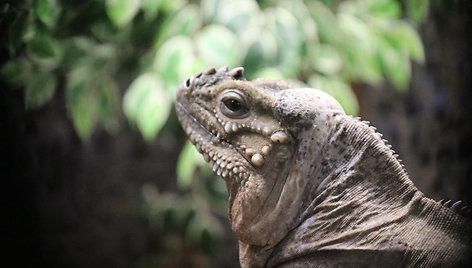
[
  {"xmin": 306, "ymin": 1, "xmax": 342, "ymax": 43},
  {"xmin": 338, "ymin": 13, "xmax": 382, "ymax": 84},
  {"xmin": 1, "ymin": 58, "xmax": 32, "ymax": 83},
  {"xmin": 200, "ymin": 0, "xmax": 223, "ymax": 23},
  {"xmin": 106, "ymin": 0, "xmax": 140, "ymax": 28},
  {"xmin": 265, "ymin": 7, "xmax": 301, "ymax": 48},
  {"xmin": 308, "ymin": 75, "xmax": 359, "ymax": 115},
  {"xmin": 338, "ymin": 13, "xmax": 374, "ymax": 51},
  {"xmin": 26, "ymin": 34, "xmax": 61, "ymax": 69},
  {"xmin": 25, "ymin": 72, "xmax": 57, "ymax": 109},
  {"xmin": 242, "ymin": 29, "xmax": 278, "ymax": 77},
  {"xmin": 66, "ymin": 66, "xmax": 98, "ymax": 140},
  {"xmin": 71, "ymin": 93, "xmax": 97, "ymax": 141},
  {"xmin": 196, "ymin": 25, "xmax": 241, "ymax": 68},
  {"xmin": 215, "ymin": 0, "xmax": 260, "ymax": 35},
  {"xmin": 312, "ymin": 45, "xmax": 343, "ymax": 75},
  {"xmin": 60, "ymin": 37, "xmax": 95, "ymax": 69},
  {"xmin": 395, "ymin": 22, "xmax": 425, "ymax": 63},
  {"xmin": 343, "ymin": 46, "xmax": 383, "ymax": 85},
  {"xmin": 264, "ymin": 7, "xmax": 304, "ymax": 78},
  {"xmin": 155, "ymin": 5, "xmax": 201, "ymax": 47},
  {"xmin": 377, "ymin": 38, "xmax": 411, "ymax": 90},
  {"xmin": 251, "ymin": 68, "xmax": 284, "ymax": 80},
  {"xmin": 8, "ymin": 10, "xmax": 35, "ymax": 54},
  {"xmin": 407, "ymin": 0, "xmax": 429, "ymax": 24},
  {"xmin": 140, "ymin": 0, "xmax": 164, "ymax": 18},
  {"xmin": 35, "ymin": 0, "xmax": 61, "ymax": 28},
  {"xmin": 154, "ymin": 35, "xmax": 196, "ymax": 93},
  {"xmin": 281, "ymin": 0, "xmax": 318, "ymax": 45},
  {"xmin": 169, "ymin": 4, "xmax": 201, "ymax": 36},
  {"xmin": 123, "ymin": 73, "xmax": 171, "ymax": 141},
  {"xmin": 176, "ymin": 141, "xmax": 205, "ymax": 189},
  {"xmin": 365, "ymin": 0, "xmax": 400, "ymax": 18},
  {"xmin": 90, "ymin": 20, "xmax": 118, "ymax": 42},
  {"xmin": 66, "ymin": 66, "xmax": 94, "ymax": 105}
]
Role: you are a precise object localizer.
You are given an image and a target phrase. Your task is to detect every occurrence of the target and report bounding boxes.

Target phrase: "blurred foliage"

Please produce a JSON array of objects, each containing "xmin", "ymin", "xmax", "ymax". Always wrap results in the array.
[{"xmin": 0, "ymin": 0, "xmax": 428, "ymax": 265}]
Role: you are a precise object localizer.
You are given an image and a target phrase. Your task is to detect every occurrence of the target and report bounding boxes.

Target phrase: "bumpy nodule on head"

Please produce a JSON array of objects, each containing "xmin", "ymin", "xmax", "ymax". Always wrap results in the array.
[{"xmin": 176, "ymin": 66, "xmax": 345, "ymax": 249}]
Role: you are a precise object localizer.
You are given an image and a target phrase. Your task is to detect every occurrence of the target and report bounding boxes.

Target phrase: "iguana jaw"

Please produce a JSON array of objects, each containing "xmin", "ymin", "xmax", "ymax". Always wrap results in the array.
[
  {"xmin": 176, "ymin": 101, "xmax": 253, "ymax": 184},
  {"xmin": 176, "ymin": 68, "xmax": 298, "ymax": 247}
]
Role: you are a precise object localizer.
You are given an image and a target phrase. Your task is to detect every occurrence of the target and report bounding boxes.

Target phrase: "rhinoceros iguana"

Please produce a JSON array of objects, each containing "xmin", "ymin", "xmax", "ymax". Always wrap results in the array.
[{"xmin": 175, "ymin": 66, "xmax": 472, "ymax": 267}]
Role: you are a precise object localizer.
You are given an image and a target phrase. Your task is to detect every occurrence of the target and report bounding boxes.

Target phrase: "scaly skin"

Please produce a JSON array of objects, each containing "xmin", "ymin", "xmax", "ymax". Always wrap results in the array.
[{"xmin": 175, "ymin": 66, "xmax": 472, "ymax": 267}]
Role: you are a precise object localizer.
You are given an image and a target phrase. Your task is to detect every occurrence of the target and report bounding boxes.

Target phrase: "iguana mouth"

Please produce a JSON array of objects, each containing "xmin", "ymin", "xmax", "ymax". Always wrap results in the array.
[{"xmin": 176, "ymin": 101, "xmax": 254, "ymax": 181}]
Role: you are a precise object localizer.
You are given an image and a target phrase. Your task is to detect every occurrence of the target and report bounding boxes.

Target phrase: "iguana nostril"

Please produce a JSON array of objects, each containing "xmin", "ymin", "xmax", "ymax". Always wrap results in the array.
[{"xmin": 185, "ymin": 78, "xmax": 191, "ymax": 88}]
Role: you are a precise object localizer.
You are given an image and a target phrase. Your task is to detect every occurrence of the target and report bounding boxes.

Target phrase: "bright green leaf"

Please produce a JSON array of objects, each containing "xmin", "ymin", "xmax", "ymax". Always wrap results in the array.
[
  {"xmin": 407, "ymin": 0, "xmax": 429, "ymax": 24},
  {"xmin": 313, "ymin": 45, "xmax": 343, "ymax": 75},
  {"xmin": 196, "ymin": 25, "xmax": 241, "ymax": 68},
  {"xmin": 343, "ymin": 46, "xmax": 383, "ymax": 85},
  {"xmin": 35, "ymin": 0, "xmax": 61, "ymax": 28},
  {"xmin": 365, "ymin": 0, "xmax": 400, "ymax": 18},
  {"xmin": 395, "ymin": 22, "xmax": 425, "ymax": 63},
  {"xmin": 308, "ymin": 75, "xmax": 359, "ymax": 115},
  {"xmin": 106, "ymin": 0, "xmax": 140, "ymax": 28},
  {"xmin": 306, "ymin": 1, "xmax": 342, "ymax": 43},
  {"xmin": 338, "ymin": 14, "xmax": 383, "ymax": 84},
  {"xmin": 155, "ymin": 5, "xmax": 201, "ymax": 47},
  {"xmin": 177, "ymin": 141, "xmax": 205, "ymax": 189},
  {"xmin": 264, "ymin": 7, "xmax": 304, "ymax": 77},
  {"xmin": 123, "ymin": 73, "xmax": 171, "ymax": 141},
  {"xmin": 168, "ymin": 4, "xmax": 201, "ymax": 36},
  {"xmin": 339, "ymin": 13, "xmax": 375, "ymax": 51},
  {"xmin": 154, "ymin": 36, "xmax": 196, "ymax": 93},
  {"xmin": 71, "ymin": 93, "xmax": 97, "ymax": 141},
  {"xmin": 141, "ymin": 0, "xmax": 164, "ymax": 18},
  {"xmin": 265, "ymin": 7, "xmax": 301, "ymax": 48},
  {"xmin": 25, "ymin": 72, "xmax": 57, "ymax": 109},
  {"xmin": 251, "ymin": 68, "xmax": 284, "ymax": 80},
  {"xmin": 242, "ymin": 29, "xmax": 278, "ymax": 77},
  {"xmin": 66, "ymin": 65, "xmax": 95, "ymax": 106},
  {"xmin": 281, "ymin": 0, "xmax": 318, "ymax": 45},
  {"xmin": 215, "ymin": 0, "xmax": 260, "ymax": 35},
  {"xmin": 378, "ymin": 39, "xmax": 411, "ymax": 90},
  {"xmin": 200, "ymin": 0, "xmax": 222, "ymax": 23},
  {"xmin": 66, "ymin": 66, "xmax": 98, "ymax": 140}
]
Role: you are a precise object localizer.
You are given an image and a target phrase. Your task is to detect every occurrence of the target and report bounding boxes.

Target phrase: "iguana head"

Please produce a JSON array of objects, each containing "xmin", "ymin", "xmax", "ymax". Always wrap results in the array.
[{"xmin": 176, "ymin": 66, "xmax": 345, "ymax": 247}]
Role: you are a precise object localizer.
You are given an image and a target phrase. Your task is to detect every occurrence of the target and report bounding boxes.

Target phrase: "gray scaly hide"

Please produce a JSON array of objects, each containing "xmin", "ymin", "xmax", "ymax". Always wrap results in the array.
[{"xmin": 176, "ymin": 67, "xmax": 472, "ymax": 267}]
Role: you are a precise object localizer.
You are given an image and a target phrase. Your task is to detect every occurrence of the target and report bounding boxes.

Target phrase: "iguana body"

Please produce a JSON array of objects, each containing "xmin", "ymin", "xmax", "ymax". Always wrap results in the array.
[{"xmin": 176, "ymin": 66, "xmax": 472, "ymax": 267}]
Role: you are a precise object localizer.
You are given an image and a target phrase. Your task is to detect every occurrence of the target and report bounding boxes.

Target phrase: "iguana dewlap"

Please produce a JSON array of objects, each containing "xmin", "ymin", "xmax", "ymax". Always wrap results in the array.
[{"xmin": 175, "ymin": 66, "xmax": 472, "ymax": 267}]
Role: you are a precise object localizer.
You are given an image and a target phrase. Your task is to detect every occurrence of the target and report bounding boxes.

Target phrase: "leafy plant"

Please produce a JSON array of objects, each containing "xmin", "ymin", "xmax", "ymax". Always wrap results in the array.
[{"xmin": 1, "ymin": 0, "xmax": 429, "ymax": 264}]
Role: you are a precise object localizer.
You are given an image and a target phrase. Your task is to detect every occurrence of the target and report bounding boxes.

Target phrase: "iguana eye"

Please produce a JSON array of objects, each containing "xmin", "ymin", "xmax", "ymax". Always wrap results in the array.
[
  {"xmin": 220, "ymin": 91, "xmax": 249, "ymax": 118},
  {"xmin": 223, "ymin": 99, "xmax": 243, "ymax": 112}
]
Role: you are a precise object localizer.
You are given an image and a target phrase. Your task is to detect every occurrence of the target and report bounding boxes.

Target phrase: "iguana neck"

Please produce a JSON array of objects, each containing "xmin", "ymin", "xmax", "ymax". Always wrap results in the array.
[
  {"xmin": 262, "ymin": 115, "xmax": 471, "ymax": 267},
  {"xmin": 239, "ymin": 113, "xmax": 464, "ymax": 267}
]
